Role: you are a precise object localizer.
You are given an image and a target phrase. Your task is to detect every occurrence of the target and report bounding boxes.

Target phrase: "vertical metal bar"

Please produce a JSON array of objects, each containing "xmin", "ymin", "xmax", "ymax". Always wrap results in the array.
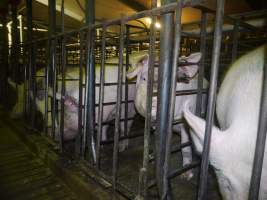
[
  {"xmin": 96, "ymin": 26, "xmax": 106, "ymax": 168},
  {"xmin": 48, "ymin": 0, "xmax": 57, "ymax": 139},
  {"xmin": 138, "ymin": 1, "xmax": 157, "ymax": 199},
  {"xmin": 26, "ymin": 0, "xmax": 32, "ymax": 117},
  {"xmin": 197, "ymin": 0, "xmax": 225, "ymax": 199},
  {"xmin": 31, "ymin": 43, "xmax": 37, "ymax": 128},
  {"xmin": 76, "ymin": 31, "xmax": 84, "ymax": 156},
  {"xmin": 163, "ymin": 1, "xmax": 183, "ymax": 199},
  {"xmin": 196, "ymin": 12, "xmax": 207, "ymax": 117},
  {"xmin": 11, "ymin": 3, "xmax": 19, "ymax": 83},
  {"xmin": 59, "ymin": 0, "xmax": 65, "ymax": 152},
  {"xmin": 124, "ymin": 25, "xmax": 130, "ymax": 139},
  {"xmin": 113, "ymin": 19, "xmax": 125, "ymax": 191},
  {"xmin": 155, "ymin": 0, "xmax": 174, "ymax": 198},
  {"xmin": 44, "ymin": 40, "xmax": 49, "ymax": 135},
  {"xmin": 51, "ymin": 38, "xmax": 57, "ymax": 139},
  {"xmin": 231, "ymin": 19, "xmax": 239, "ymax": 62},
  {"xmin": 248, "ymin": 47, "xmax": 267, "ymax": 200},
  {"xmin": 83, "ymin": 0, "xmax": 96, "ymax": 162},
  {"xmin": 0, "ymin": 13, "xmax": 8, "ymax": 107}
]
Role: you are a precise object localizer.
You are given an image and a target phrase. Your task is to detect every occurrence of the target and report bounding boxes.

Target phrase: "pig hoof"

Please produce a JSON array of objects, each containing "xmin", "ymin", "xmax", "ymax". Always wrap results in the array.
[
  {"xmin": 180, "ymin": 170, "xmax": 193, "ymax": 181},
  {"xmin": 119, "ymin": 139, "xmax": 129, "ymax": 152}
]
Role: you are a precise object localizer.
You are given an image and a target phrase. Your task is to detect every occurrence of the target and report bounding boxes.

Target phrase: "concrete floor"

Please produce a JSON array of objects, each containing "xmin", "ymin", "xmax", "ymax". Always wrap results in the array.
[{"xmin": 0, "ymin": 110, "xmax": 79, "ymax": 200}]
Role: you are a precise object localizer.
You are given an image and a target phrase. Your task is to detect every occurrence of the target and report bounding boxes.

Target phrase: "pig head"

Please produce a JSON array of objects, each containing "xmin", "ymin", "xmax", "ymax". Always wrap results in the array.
[{"xmin": 126, "ymin": 52, "xmax": 205, "ymax": 120}]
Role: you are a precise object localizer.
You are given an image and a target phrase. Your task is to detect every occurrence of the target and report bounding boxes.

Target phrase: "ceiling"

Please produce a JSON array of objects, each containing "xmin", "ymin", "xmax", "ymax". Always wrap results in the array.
[{"xmin": 10, "ymin": 0, "xmax": 267, "ymax": 31}]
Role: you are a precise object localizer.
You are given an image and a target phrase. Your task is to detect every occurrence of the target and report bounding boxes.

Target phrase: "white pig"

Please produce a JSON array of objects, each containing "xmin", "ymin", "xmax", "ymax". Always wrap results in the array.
[
  {"xmin": 36, "ymin": 52, "xmax": 149, "ymax": 150},
  {"xmin": 183, "ymin": 45, "xmax": 267, "ymax": 199},
  {"xmin": 127, "ymin": 52, "xmax": 208, "ymax": 180}
]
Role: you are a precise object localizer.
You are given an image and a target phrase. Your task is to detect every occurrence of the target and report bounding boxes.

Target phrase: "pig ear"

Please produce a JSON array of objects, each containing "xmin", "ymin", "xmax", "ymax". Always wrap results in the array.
[
  {"xmin": 178, "ymin": 52, "xmax": 202, "ymax": 78},
  {"xmin": 126, "ymin": 55, "xmax": 148, "ymax": 79},
  {"xmin": 184, "ymin": 52, "xmax": 202, "ymax": 63}
]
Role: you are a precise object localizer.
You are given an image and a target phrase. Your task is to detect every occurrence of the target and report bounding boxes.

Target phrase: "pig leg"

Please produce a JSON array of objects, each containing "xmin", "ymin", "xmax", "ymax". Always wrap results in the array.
[
  {"xmin": 174, "ymin": 124, "xmax": 194, "ymax": 180},
  {"xmin": 119, "ymin": 119, "xmax": 134, "ymax": 152}
]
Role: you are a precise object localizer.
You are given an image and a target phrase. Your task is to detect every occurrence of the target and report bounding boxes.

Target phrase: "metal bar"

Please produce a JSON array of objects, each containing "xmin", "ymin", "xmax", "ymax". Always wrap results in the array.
[
  {"xmin": 0, "ymin": 13, "xmax": 8, "ymax": 107},
  {"xmin": 148, "ymin": 161, "xmax": 200, "ymax": 188},
  {"xmin": 51, "ymin": 38, "xmax": 57, "ymax": 139},
  {"xmin": 59, "ymin": 0, "xmax": 65, "ymax": 152},
  {"xmin": 84, "ymin": 0, "xmax": 96, "ymax": 163},
  {"xmin": 248, "ymin": 47, "xmax": 267, "ymax": 200},
  {"xmin": 163, "ymin": 1, "xmax": 183, "ymax": 199},
  {"xmin": 155, "ymin": 0, "xmax": 174, "ymax": 198},
  {"xmin": 197, "ymin": 0, "xmax": 225, "ymax": 199},
  {"xmin": 124, "ymin": 25, "xmax": 130, "ymax": 141},
  {"xmin": 100, "ymin": 131, "xmax": 143, "ymax": 145},
  {"xmin": 196, "ymin": 11, "xmax": 207, "ymax": 116},
  {"xmin": 231, "ymin": 19, "xmax": 239, "ymax": 62},
  {"xmin": 112, "ymin": 18, "xmax": 125, "ymax": 191},
  {"xmin": 11, "ymin": 3, "xmax": 19, "ymax": 84},
  {"xmin": 76, "ymin": 31, "xmax": 84, "ymax": 157},
  {"xmin": 26, "ymin": 0, "xmax": 32, "ymax": 117},
  {"xmin": 44, "ymin": 40, "xmax": 50, "ymax": 135},
  {"xmin": 96, "ymin": 26, "xmax": 106, "ymax": 168},
  {"xmin": 31, "ymin": 43, "xmax": 37, "ymax": 128}
]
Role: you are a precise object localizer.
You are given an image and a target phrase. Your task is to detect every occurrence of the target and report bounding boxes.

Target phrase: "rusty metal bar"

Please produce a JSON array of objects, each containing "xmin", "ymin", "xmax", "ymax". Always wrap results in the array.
[
  {"xmin": 96, "ymin": 25, "xmax": 106, "ymax": 168},
  {"xmin": 112, "ymin": 18, "xmax": 125, "ymax": 191},
  {"xmin": 248, "ymin": 48, "xmax": 267, "ymax": 200},
  {"xmin": 196, "ymin": 11, "xmax": 207, "ymax": 116},
  {"xmin": 197, "ymin": 0, "xmax": 225, "ymax": 199},
  {"xmin": 59, "ymin": 0, "xmax": 65, "ymax": 152}
]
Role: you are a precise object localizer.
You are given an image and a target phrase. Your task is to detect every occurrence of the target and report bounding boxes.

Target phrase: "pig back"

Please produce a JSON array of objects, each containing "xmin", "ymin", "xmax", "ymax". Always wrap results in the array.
[{"xmin": 216, "ymin": 45, "xmax": 266, "ymax": 131}]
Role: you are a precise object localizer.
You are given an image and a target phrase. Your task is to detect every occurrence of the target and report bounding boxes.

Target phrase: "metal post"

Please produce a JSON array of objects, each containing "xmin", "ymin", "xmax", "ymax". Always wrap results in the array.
[
  {"xmin": 137, "ymin": 1, "xmax": 157, "ymax": 199},
  {"xmin": 197, "ymin": 0, "xmax": 225, "ymax": 199},
  {"xmin": 124, "ymin": 25, "xmax": 130, "ymax": 140},
  {"xmin": 163, "ymin": 1, "xmax": 183, "ymax": 199},
  {"xmin": 26, "ymin": 0, "xmax": 32, "ymax": 118},
  {"xmin": 59, "ymin": 0, "xmax": 65, "ymax": 152},
  {"xmin": 76, "ymin": 30, "xmax": 84, "ymax": 156},
  {"xmin": 0, "ymin": 12, "xmax": 8, "ymax": 106},
  {"xmin": 96, "ymin": 25, "xmax": 106, "ymax": 168},
  {"xmin": 83, "ymin": 0, "xmax": 96, "ymax": 162},
  {"xmin": 155, "ymin": 0, "xmax": 174, "ymax": 198},
  {"xmin": 196, "ymin": 12, "xmax": 207, "ymax": 117},
  {"xmin": 48, "ymin": 0, "xmax": 57, "ymax": 138},
  {"xmin": 231, "ymin": 19, "xmax": 239, "ymax": 62},
  {"xmin": 44, "ymin": 40, "xmax": 49, "ymax": 135},
  {"xmin": 248, "ymin": 47, "xmax": 267, "ymax": 200},
  {"xmin": 11, "ymin": 3, "xmax": 19, "ymax": 83},
  {"xmin": 112, "ymin": 18, "xmax": 125, "ymax": 191}
]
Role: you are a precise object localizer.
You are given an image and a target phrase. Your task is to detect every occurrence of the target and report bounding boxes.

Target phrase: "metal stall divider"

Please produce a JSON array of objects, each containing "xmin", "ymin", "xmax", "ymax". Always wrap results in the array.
[
  {"xmin": 248, "ymin": 47, "xmax": 267, "ymax": 199},
  {"xmin": 96, "ymin": 24, "xmax": 107, "ymax": 169},
  {"xmin": 76, "ymin": 30, "xmax": 85, "ymax": 157},
  {"xmin": 231, "ymin": 19, "xmax": 239, "ymax": 62},
  {"xmin": 30, "ymin": 42, "xmax": 37, "ymax": 129},
  {"xmin": 154, "ymin": 0, "xmax": 174, "ymax": 198},
  {"xmin": 196, "ymin": 11, "xmax": 207, "ymax": 117},
  {"xmin": 113, "ymin": 17, "xmax": 125, "ymax": 191},
  {"xmin": 162, "ymin": 1, "xmax": 183, "ymax": 199},
  {"xmin": 83, "ymin": 24, "xmax": 96, "ymax": 162},
  {"xmin": 137, "ymin": 0, "xmax": 157, "ymax": 199},
  {"xmin": 59, "ymin": 0, "xmax": 65, "ymax": 152},
  {"xmin": 197, "ymin": 0, "xmax": 225, "ymax": 199},
  {"xmin": 44, "ymin": 39, "xmax": 50, "ymax": 136},
  {"xmin": 51, "ymin": 37, "xmax": 57, "ymax": 139}
]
